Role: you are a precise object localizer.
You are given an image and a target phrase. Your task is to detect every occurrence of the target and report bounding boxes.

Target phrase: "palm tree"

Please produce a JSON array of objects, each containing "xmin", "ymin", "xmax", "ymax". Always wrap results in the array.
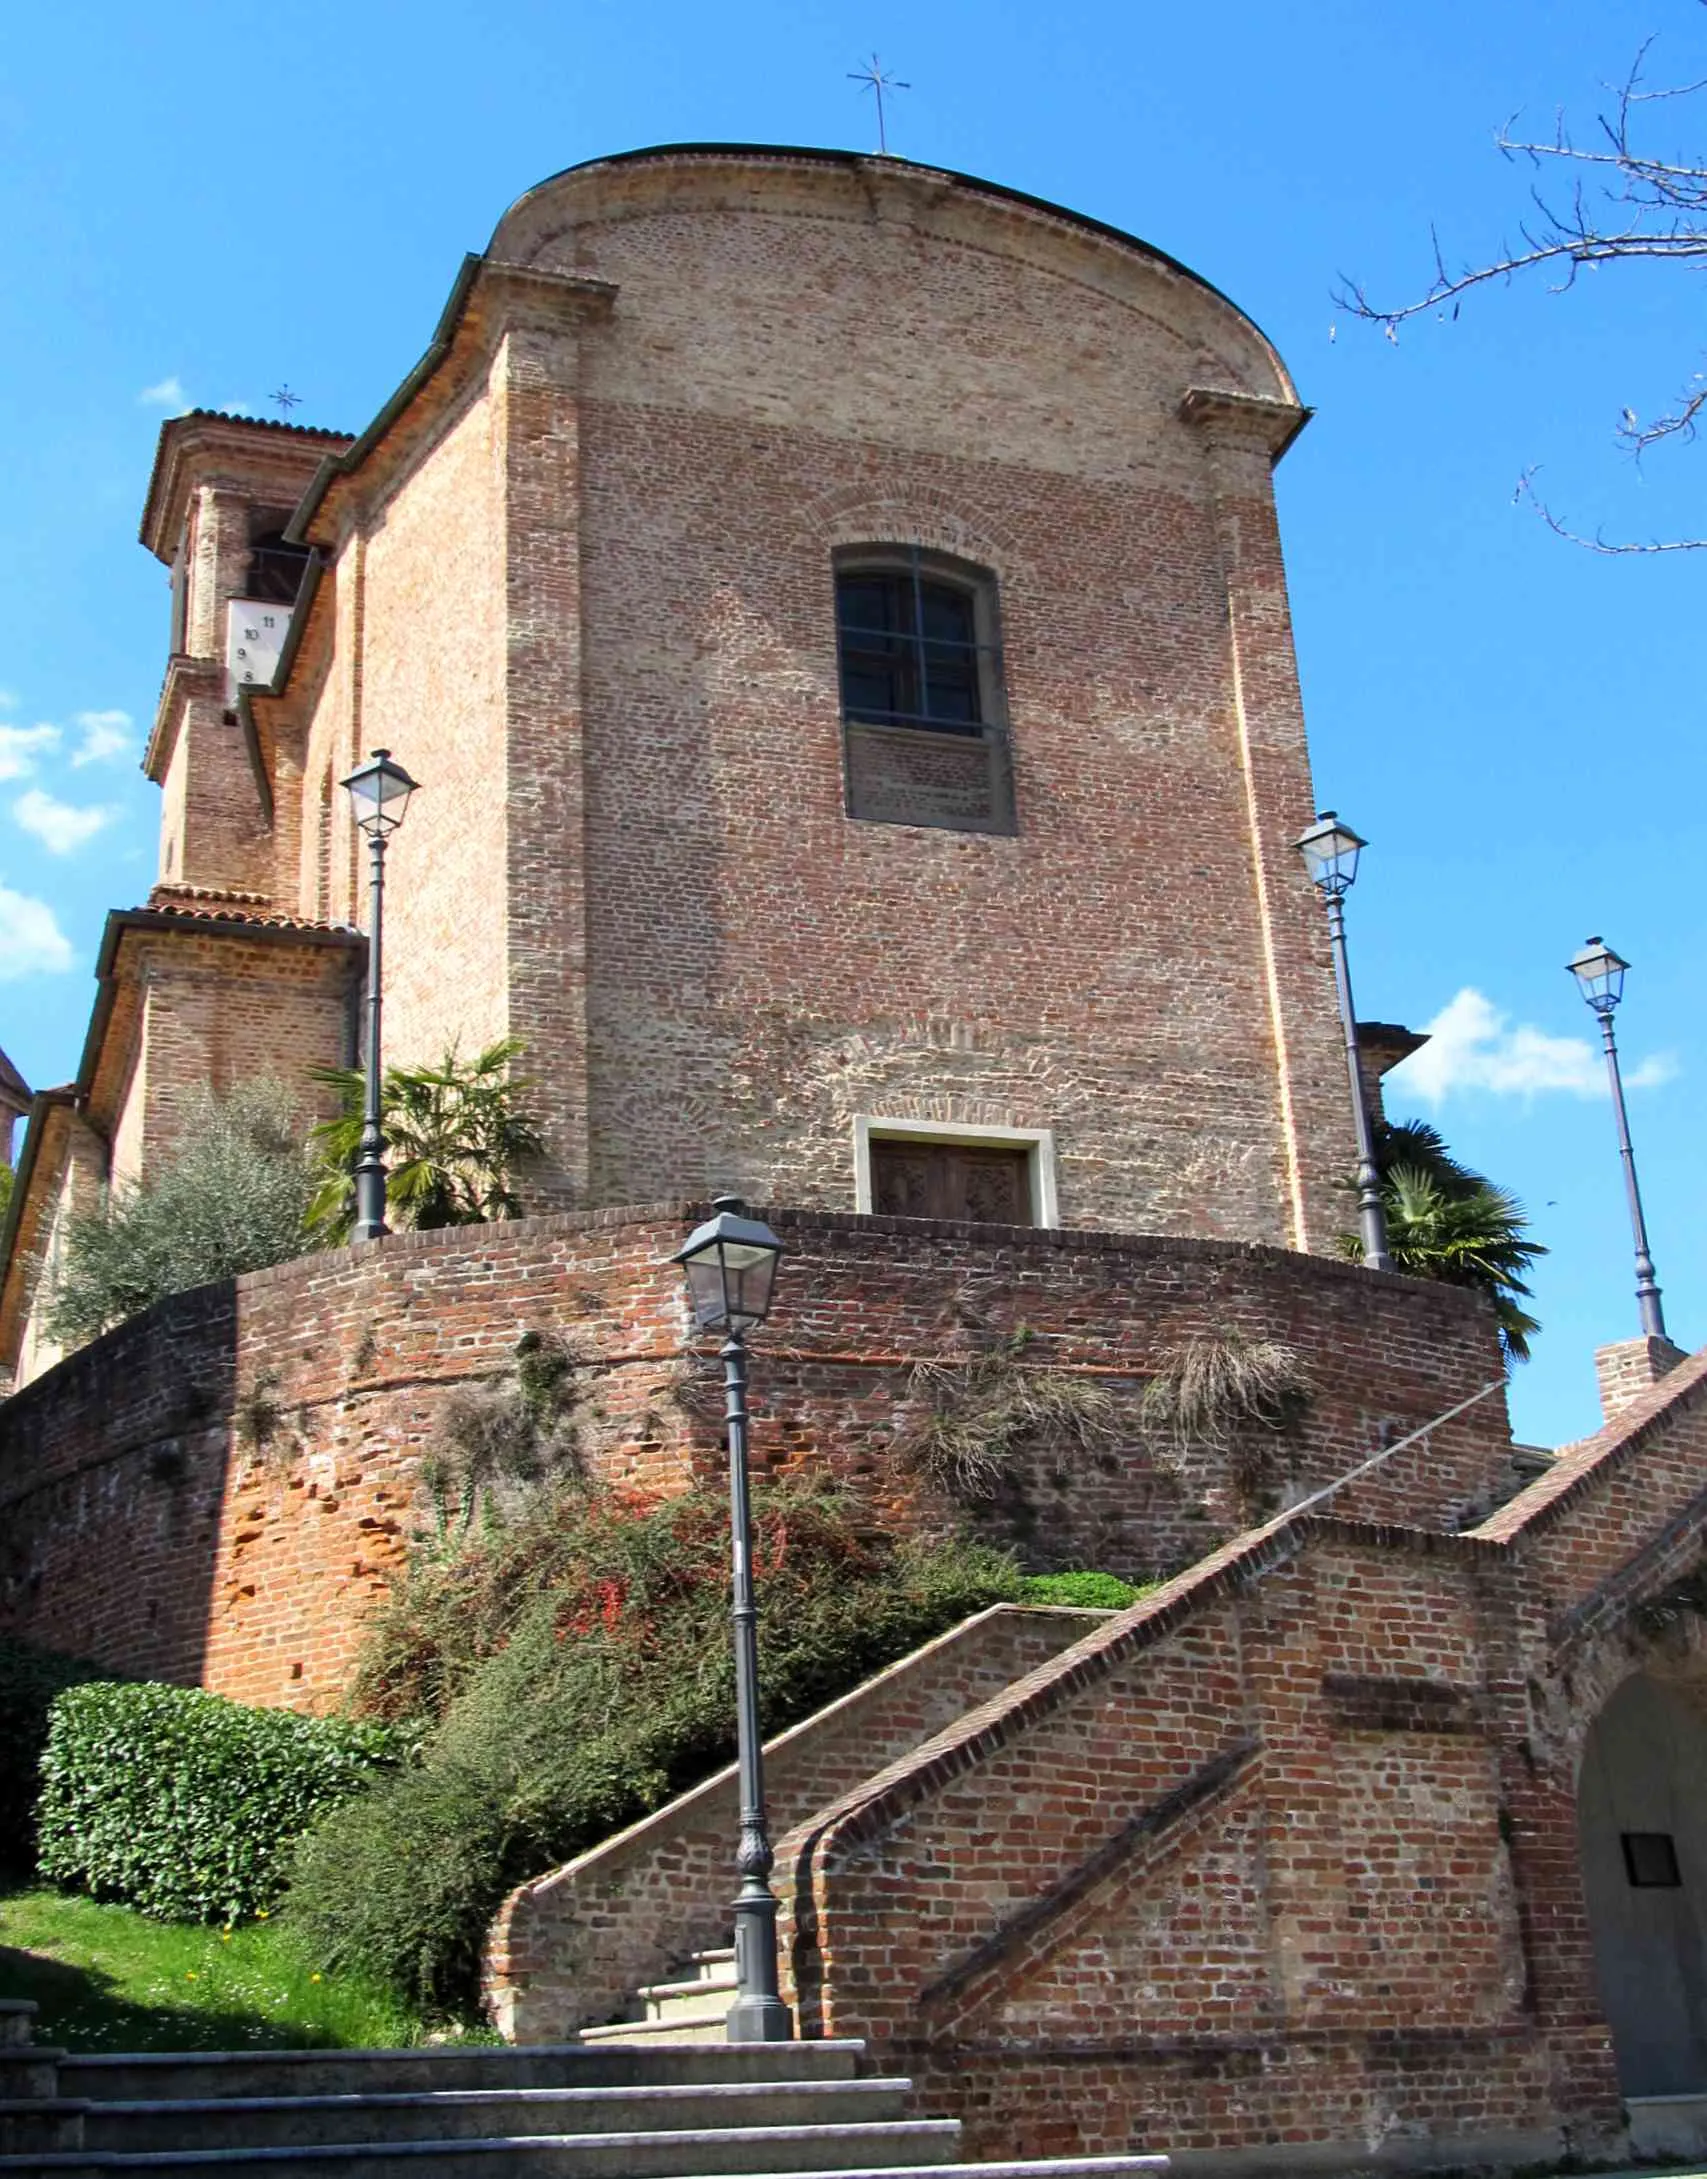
[
  {"xmin": 309, "ymin": 1038, "xmax": 547, "ymax": 1239},
  {"xmin": 1343, "ymin": 1119, "xmax": 1546, "ymax": 1364}
]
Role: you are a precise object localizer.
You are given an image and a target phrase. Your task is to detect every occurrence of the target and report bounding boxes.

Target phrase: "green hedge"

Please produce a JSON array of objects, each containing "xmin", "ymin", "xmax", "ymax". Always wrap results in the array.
[
  {"xmin": 37, "ymin": 1682, "xmax": 399, "ymax": 1923},
  {"xmin": 0, "ymin": 1636, "xmax": 116, "ymax": 1873},
  {"xmin": 1017, "ymin": 1570, "xmax": 1148, "ymax": 1610}
]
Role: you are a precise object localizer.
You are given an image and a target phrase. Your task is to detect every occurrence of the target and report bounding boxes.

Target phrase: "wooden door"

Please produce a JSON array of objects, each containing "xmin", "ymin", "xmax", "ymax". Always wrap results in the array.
[{"xmin": 871, "ymin": 1140, "xmax": 1032, "ymax": 1224}]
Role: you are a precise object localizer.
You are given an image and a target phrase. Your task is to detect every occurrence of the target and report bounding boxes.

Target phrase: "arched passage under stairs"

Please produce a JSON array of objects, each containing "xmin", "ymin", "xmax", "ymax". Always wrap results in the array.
[{"xmin": 1579, "ymin": 1670, "xmax": 1707, "ymax": 2095}]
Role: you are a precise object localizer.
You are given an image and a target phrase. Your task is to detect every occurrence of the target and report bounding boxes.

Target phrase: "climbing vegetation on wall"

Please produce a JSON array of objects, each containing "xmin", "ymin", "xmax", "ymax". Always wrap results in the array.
[
  {"xmin": 894, "ymin": 1327, "xmax": 1125, "ymax": 1501},
  {"xmin": 288, "ymin": 1476, "xmax": 1024, "ymax": 2013},
  {"xmin": 1140, "ymin": 1331, "xmax": 1311, "ymax": 1518}
]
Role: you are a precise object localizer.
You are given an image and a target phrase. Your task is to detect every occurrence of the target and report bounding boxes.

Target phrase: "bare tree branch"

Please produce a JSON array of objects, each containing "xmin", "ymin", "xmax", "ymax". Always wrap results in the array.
[
  {"xmin": 1336, "ymin": 13, "xmax": 1707, "ymax": 543},
  {"xmin": 1513, "ymin": 466, "xmax": 1707, "ymax": 553}
]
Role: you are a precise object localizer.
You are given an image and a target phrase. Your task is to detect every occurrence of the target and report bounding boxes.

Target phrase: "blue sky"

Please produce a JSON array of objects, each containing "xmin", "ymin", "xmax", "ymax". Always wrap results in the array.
[{"xmin": 0, "ymin": 0, "xmax": 1701, "ymax": 1449}]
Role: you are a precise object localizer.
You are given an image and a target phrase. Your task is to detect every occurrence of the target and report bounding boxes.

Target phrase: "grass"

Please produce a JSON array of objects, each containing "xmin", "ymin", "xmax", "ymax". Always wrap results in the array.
[{"xmin": 0, "ymin": 1884, "xmax": 443, "ymax": 2052}]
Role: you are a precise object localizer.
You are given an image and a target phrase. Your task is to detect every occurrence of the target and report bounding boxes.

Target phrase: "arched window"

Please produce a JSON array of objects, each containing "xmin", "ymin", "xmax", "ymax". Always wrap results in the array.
[{"xmin": 834, "ymin": 546, "xmax": 1014, "ymax": 833}]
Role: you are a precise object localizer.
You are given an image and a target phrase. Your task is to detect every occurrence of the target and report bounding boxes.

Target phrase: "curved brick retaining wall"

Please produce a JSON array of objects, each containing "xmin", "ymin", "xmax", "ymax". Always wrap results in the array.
[{"xmin": 0, "ymin": 1203, "xmax": 1509, "ymax": 1707}]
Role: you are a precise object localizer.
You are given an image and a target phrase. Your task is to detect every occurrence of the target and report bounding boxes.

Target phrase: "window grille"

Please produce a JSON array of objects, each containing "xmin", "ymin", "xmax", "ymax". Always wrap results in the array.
[
  {"xmin": 835, "ymin": 546, "xmax": 1015, "ymax": 835},
  {"xmin": 245, "ymin": 531, "xmax": 312, "ymax": 606}
]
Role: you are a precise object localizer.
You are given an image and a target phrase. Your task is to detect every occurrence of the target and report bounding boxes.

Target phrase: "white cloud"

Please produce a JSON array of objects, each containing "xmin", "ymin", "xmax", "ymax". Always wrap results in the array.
[
  {"xmin": 138, "ymin": 375, "xmax": 190, "ymax": 413},
  {"xmin": 0, "ymin": 689, "xmax": 17, "ymax": 710},
  {"xmin": 0, "ymin": 723, "xmax": 60, "ymax": 782},
  {"xmin": 0, "ymin": 884, "xmax": 74, "ymax": 979},
  {"xmin": 14, "ymin": 789, "xmax": 115, "ymax": 855},
  {"xmin": 70, "ymin": 709, "xmax": 135, "ymax": 767},
  {"xmin": 1390, "ymin": 987, "xmax": 1678, "ymax": 1106}
]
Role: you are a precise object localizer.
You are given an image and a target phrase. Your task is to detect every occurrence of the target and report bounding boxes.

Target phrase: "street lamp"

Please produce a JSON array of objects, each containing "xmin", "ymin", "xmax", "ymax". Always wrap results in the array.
[
  {"xmin": 341, "ymin": 748, "xmax": 418, "ymax": 1243},
  {"xmin": 670, "ymin": 1197, "xmax": 791, "ymax": 2044},
  {"xmin": 1296, "ymin": 810, "xmax": 1394, "ymax": 1273},
  {"xmin": 1567, "ymin": 936, "xmax": 1668, "ymax": 1342}
]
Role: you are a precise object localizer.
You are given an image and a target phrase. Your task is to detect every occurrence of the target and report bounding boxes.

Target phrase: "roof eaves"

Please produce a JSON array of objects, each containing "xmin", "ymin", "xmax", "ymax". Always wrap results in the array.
[
  {"xmin": 74, "ymin": 906, "xmax": 365, "ymax": 1102},
  {"xmin": 140, "ymin": 411, "xmax": 357, "ymax": 561},
  {"xmin": 285, "ymin": 254, "xmax": 486, "ymax": 547},
  {"xmin": 0, "ymin": 1085, "xmax": 77, "ymax": 1319},
  {"xmin": 0, "ymin": 1045, "xmax": 31, "ymax": 1106}
]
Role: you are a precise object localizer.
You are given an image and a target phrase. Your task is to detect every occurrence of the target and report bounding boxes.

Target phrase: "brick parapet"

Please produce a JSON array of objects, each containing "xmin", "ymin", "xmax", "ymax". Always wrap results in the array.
[
  {"xmin": 1594, "ymin": 1332, "xmax": 1688, "ymax": 1422},
  {"xmin": 741, "ymin": 1342, "xmax": 1705, "ymax": 2163},
  {"xmin": 0, "ymin": 1203, "xmax": 1509, "ymax": 1706}
]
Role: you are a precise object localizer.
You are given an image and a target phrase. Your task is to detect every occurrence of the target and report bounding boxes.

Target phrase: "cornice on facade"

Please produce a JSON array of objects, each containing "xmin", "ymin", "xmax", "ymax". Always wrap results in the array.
[
  {"xmin": 494, "ymin": 144, "xmax": 1301, "ymax": 408},
  {"xmin": 283, "ymin": 259, "xmax": 617, "ymax": 556},
  {"xmin": 142, "ymin": 651, "xmax": 226, "ymax": 784},
  {"xmin": 1177, "ymin": 385, "xmax": 1313, "ymax": 459},
  {"xmin": 140, "ymin": 412, "xmax": 355, "ymax": 565}
]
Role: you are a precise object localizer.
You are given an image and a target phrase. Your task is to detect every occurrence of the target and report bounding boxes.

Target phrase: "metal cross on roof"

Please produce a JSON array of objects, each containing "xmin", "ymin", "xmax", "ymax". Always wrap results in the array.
[
  {"xmin": 270, "ymin": 385, "xmax": 302, "ymax": 414},
  {"xmin": 847, "ymin": 53, "xmax": 909, "ymax": 155}
]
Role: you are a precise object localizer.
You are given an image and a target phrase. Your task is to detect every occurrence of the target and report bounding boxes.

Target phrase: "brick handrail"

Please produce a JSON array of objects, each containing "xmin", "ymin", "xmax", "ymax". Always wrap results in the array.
[
  {"xmin": 483, "ymin": 1602, "xmax": 1109, "ymax": 2040},
  {"xmin": 773, "ymin": 1349, "xmax": 1707, "ymax": 2040}
]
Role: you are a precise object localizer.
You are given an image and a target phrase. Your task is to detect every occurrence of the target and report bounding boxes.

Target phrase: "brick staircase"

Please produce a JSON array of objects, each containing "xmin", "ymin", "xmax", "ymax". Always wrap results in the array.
[{"xmin": 0, "ymin": 1997, "xmax": 1165, "ymax": 2178}]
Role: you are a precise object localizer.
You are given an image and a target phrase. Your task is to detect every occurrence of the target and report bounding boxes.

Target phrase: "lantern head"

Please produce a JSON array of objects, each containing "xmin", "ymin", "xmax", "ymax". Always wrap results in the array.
[{"xmin": 671, "ymin": 1196, "xmax": 785, "ymax": 1332}]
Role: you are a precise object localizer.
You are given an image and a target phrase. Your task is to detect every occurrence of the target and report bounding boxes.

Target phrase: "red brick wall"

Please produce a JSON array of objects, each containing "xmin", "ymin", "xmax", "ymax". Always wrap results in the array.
[
  {"xmin": 0, "ymin": 1205, "xmax": 1507, "ymax": 1710},
  {"xmin": 219, "ymin": 150, "xmax": 1363, "ymax": 1246},
  {"xmin": 731, "ymin": 1358, "xmax": 1707, "ymax": 2173},
  {"xmin": 533, "ymin": 150, "xmax": 1353, "ymax": 1243},
  {"xmin": 485, "ymin": 1600, "xmax": 1109, "ymax": 2038},
  {"xmin": 357, "ymin": 374, "xmax": 514, "ymax": 1081},
  {"xmin": 767, "ymin": 1517, "xmax": 1618, "ymax": 2171}
]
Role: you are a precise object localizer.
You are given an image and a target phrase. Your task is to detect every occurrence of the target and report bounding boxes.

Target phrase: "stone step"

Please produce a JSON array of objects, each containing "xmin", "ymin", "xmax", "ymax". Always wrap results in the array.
[
  {"xmin": 0, "ymin": 2098, "xmax": 88, "ymax": 2155},
  {"xmin": 0, "ymin": 2157, "xmax": 1167, "ymax": 2179},
  {"xmin": 639, "ymin": 1973, "xmax": 741, "ymax": 2008},
  {"xmin": 0, "ymin": 2004, "xmax": 39, "ymax": 2052},
  {"xmin": 0, "ymin": 2046, "xmax": 66, "ymax": 2099},
  {"xmin": 80, "ymin": 2078, "xmax": 914, "ymax": 2154},
  {"xmin": 0, "ymin": 2113, "xmax": 964, "ymax": 2175},
  {"xmin": 579, "ymin": 2015, "xmax": 731, "ymax": 2047},
  {"xmin": 692, "ymin": 2165, "xmax": 1168, "ymax": 2179},
  {"xmin": 63, "ymin": 2043, "xmax": 863, "ymax": 2105},
  {"xmin": 687, "ymin": 2166, "xmax": 1168, "ymax": 2179},
  {"xmin": 642, "ymin": 1978, "xmax": 740, "ymax": 2026},
  {"xmin": 1625, "ymin": 2091, "xmax": 1707, "ymax": 2161}
]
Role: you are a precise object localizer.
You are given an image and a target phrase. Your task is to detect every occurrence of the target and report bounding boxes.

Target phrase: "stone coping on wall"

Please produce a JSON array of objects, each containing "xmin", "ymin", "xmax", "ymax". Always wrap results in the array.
[{"xmin": 226, "ymin": 1194, "xmax": 1490, "ymax": 1304}]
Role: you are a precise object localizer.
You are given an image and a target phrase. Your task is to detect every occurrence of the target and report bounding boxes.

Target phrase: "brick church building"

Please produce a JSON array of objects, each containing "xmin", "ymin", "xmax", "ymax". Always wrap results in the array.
[
  {"xmin": 3, "ymin": 142, "xmax": 1366, "ymax": 1377},
  {"xmin": 4, "ymin": 147, "xmax": 1707, "ymax": 2177}
]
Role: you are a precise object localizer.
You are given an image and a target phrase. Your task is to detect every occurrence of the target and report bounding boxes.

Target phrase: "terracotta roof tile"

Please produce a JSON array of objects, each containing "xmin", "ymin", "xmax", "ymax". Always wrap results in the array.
[
  {"xmin": 143, "ymin": 884, "xmax": 355, "ymax": 937},
  {"xmin": 180, "ymin": 408, "xmax": 354, "ymax": 443}
]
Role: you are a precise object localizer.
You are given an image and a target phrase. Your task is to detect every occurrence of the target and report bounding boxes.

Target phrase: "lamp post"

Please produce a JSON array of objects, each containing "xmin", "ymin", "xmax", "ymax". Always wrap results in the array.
[
  {"xmin": 1296, "ymin": 810, "xmax": 1393, "ymax": 1274},
  {"xmin": 341, "ymin": 748, "xmax": 418, "ymax": 1243},
  {"xmin": 1567, "ymin": 936, "xmax": 1668, "ymax": 1343},
  {"xmin": 669, "ymin": 1197, "xmax": 792, "ymax": 2044}
]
